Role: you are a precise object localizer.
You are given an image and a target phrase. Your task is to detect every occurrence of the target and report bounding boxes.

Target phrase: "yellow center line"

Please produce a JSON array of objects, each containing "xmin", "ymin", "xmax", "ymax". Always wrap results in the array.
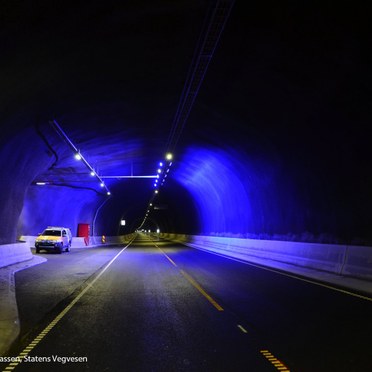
[
  {"xmin": 179, "ymin": 270, "xmax": 224, "ymax": 311},
  {"xmin": 157, "ymin": 247, "xmax": 178, "ymax": 268},
  {"xmin": 155, "ymin": 246, "xmax": 224, "ymax": 311},
  {"xmin": 153, "ymin": 239, "xmax": 293, "ymax": 370}
]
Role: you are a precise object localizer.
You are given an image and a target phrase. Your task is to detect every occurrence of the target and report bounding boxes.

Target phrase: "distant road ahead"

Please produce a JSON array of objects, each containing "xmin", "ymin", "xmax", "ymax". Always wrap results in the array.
[{"xmin": 3, "ymin": 233, "xmax": 372, "ymax": 371}]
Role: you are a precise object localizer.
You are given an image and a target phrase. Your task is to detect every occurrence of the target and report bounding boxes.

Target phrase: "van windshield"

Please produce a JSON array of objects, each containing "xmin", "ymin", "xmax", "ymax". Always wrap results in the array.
[{"xmin": 43, "ymin": 230, "xmax": 61, "ymax": 236}]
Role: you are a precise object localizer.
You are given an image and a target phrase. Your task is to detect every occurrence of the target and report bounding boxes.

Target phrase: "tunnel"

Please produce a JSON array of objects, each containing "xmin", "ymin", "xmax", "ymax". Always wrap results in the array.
[
  {"xmin": 1, "ymin": 0, "xmax": 371, "ymax": 246},
  {"xmin": 1, "ymin": 2, "xmax": 372, "ymax": 371}
]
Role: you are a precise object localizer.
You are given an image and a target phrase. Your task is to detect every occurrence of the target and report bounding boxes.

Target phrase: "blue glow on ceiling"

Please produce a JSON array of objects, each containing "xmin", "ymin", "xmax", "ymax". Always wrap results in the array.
[{"xmin": 173, "ymin": 146, "xmax": 254, "ymax": 235}]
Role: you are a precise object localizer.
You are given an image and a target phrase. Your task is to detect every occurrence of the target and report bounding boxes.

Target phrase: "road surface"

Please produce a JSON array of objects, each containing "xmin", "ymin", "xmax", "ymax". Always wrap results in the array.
[{"xmin": 2, "ymin": 233, "xmax": 371, "ymax": 371}]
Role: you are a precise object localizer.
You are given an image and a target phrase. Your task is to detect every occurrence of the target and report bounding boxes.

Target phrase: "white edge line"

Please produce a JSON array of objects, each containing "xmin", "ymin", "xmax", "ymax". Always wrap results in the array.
[
  {"xmin": 182, "ymin": 243, "xmax": 372, "ymax": 302},
  {"xmin": 237, "ymin": 324, "xmax": 248, "ymax": 333},
  {"xmin": 5, "ymin": 239, "xmax": 135, "ymax": 371}
]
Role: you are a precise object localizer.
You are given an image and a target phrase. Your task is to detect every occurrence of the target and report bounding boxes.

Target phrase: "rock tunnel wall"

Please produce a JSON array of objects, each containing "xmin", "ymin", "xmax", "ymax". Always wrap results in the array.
[
  {"xmin": 0, "ymin": 124, "xmax": 103, "ymax": 244},
  {"xmin": 0, "ymin": 126, "xmax": 53, "ymax": 244},
  {"xmin": 0, "ymin": 120, "xmax": 371, "ymax": 246}
]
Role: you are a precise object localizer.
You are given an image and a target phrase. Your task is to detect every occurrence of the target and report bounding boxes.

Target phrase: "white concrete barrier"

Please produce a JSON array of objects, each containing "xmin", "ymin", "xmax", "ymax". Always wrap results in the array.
[
  {"xmin": 342, "ymin": 245, "xmax": 372, "ymax": 280},
  {"xmin": 160, "ymin": 233, "xmax": 372, "ymax": 281},
  {"xmin": 72, "ymin": 237, "xmax": 88, "ymax": 248},
  {"xmin": 19, "ymin": 235, "xmax": 88, "ymax": 249},
  {"xmin": 7, "ymin": 233, "xmax": 371, "ymax": 281},
  {"xmin": 0, "ymin": 242, "xmax": 33, "ymax": 268},
  {"xmin": 0, "ymin": 233, "xmax": 137, "ymax": 268},
  {"xmin": 90, "ymin": 234, "xmax": 135, "ymax": 246},
  {"xmin": 17, "ymin": 234, "xmax": 135, "ymax": 250}
]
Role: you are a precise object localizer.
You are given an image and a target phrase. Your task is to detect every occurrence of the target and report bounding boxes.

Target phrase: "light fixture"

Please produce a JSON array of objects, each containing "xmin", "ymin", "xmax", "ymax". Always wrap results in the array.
[
  {"xmin": 50, "ymin": 120, "xmax": 111, "ymax": 196},
  {"xmin": 165, "ymin": 153, "xmax": 173, "ymax": 161}
]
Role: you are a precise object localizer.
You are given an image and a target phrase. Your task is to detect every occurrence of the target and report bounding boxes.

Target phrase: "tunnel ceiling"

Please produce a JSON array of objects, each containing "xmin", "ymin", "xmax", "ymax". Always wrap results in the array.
[
  {"xmin": 2, "ymin": 1, "xmax": 211, "ymax": 185},
  {"xmin": 2, "ymin": 1, "xmax": 372, "ymax": 242}
]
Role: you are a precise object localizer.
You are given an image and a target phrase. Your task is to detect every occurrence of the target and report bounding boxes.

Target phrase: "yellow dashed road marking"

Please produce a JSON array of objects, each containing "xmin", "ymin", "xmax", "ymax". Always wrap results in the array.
[
  {"xmin": 156, "ymin": 246, "xmax": 224, "ymax": 311},
  {"xmin": 180, "ymin": 269, "xmax": 224, "ymax": 311},
  {"xmin": 260, "ymin": 350, "xmax": 290, "ymax": 371}
]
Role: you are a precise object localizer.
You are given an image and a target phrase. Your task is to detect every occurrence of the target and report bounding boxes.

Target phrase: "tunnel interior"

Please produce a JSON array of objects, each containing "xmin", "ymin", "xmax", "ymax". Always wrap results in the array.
[{"xmin": 1, "ymin": 1, "xmax": 371, "ymax": 245}]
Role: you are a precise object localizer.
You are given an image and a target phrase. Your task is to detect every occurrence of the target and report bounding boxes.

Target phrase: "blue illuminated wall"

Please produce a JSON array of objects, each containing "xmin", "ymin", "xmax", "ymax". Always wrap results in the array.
[
  {"xmin": 173, "ymin": 147, "xmax": 253, "ymax": 235},
  {"xmin": 0, "ymin": 124, "xmax": 108, "ymax": 243},
  {"xmin": 18, "ymin": 186, "xmax": 101, "ymax": 237},
  {"xmin": 0, "ymin": 126, "xmax": 54, "ymax": 244},
  {"xmin": 170, "ymin": 143, "xmax": 329, "ymax": 241}
]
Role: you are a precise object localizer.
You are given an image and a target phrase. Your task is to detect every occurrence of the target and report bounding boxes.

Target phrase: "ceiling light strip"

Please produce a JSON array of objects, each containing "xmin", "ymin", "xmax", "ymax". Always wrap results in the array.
[{"xmin": 49, "ymin": 119, "xmax": 111, "ymax": 196}]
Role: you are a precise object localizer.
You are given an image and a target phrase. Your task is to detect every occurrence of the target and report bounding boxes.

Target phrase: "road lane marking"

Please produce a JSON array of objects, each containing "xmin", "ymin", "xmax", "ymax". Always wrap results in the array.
[
  {"xmin": 154, "ymin": 245, "xmax": 224, "ymax": 312},
  {"xmin": 260, "ymin": 350, "xmax": 290, "ymax": 371},
  {"xmin": 2, "ymin": 239, "xmax": 135, "ymax": 372},
  {"xmin": 155, "ymin": 244, "xmax": 178, "ymax": 267},
  {"xmin": 237, "ymin": 324, "xmax": 248, "ymax": 333},
  {"xmin": 153, "ymin": 239, "xmax": 294, "ymax": 370},
  {"xmin": 159, "ymin": 249, "xmax": 178, "ymax": 268},
  {"xmin": 179, "ymin": 269, "xmax": 224, "ymax": 311}
]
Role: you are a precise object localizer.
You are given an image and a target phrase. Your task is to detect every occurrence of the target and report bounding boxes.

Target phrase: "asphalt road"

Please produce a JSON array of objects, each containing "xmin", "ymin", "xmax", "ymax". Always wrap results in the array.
[{"xmin": 1, "ymin": 234, "xmax": 372, "ymax": 372}]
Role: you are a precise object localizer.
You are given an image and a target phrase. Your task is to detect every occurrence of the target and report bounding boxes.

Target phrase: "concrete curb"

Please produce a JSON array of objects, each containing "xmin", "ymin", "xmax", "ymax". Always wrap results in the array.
[
  {"xmin": 0, "ymin": 242, "xmax": 33, "ymax": 269},
  {"xmin": 0, "ymin": 256, "xmax": 47, "ymax": 356}
]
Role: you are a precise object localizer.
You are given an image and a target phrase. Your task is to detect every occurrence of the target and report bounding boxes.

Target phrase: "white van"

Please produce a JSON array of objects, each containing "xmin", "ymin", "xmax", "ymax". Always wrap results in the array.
[{"xmin": 35, "ymin": 226, "xmax": 73, "ymax": 254}]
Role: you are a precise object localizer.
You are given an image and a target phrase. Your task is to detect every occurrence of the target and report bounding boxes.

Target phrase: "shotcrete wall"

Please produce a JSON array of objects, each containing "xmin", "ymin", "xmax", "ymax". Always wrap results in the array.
[
  {"xmin": 0, "ymin": 126, "xmax": 54, "ymax": 244},
  {"xmin": 0, "ymin": 124, "xmax": 104, "ymax": 243}
]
